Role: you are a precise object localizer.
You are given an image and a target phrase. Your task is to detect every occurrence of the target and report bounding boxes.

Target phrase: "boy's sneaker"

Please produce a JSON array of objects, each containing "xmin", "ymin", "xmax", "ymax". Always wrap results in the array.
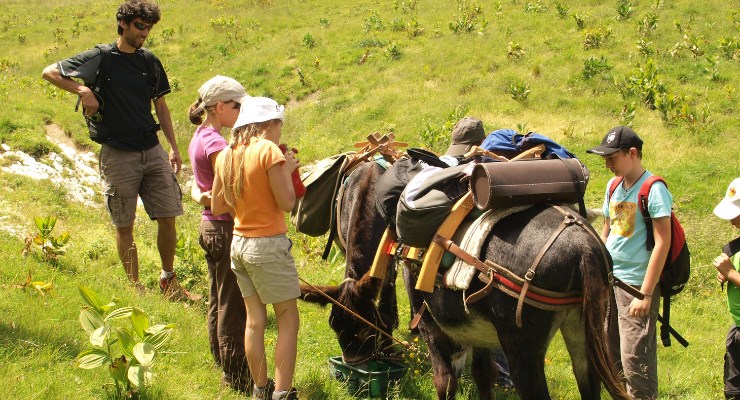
[
  {"xmin": 159, "ymin": 272, "xmax": 202, "ymax": 302},
  {"xmin": 252, "ymin": 379, "xmax": 275, "ymax": 400}
]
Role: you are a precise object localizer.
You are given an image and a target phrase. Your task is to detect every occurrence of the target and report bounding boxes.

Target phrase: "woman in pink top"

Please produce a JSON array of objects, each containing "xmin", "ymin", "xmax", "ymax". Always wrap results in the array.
[
  {"xmin": 212, "ymin": 97, "xmax": 301, "ymax": 400},
  {"xmin": 187, "ymin": 76, "xmax": 251, "ymax": 393}
]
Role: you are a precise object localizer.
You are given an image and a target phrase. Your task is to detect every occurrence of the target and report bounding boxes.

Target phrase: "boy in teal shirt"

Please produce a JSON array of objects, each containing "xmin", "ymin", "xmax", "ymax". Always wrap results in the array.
[
  {"xmin": 588, "ymin": 126, "xmax": 673, "ymax": 399},
  {"xmin": 712, "ymin": 178, "xmax": 740, "ymax": 399}
]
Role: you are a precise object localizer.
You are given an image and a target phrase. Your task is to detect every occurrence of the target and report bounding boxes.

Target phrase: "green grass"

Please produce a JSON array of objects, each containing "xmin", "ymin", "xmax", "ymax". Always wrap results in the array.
[{"xmin": 0, "ymin": 0, "xmax": 738, "ymax": 398}]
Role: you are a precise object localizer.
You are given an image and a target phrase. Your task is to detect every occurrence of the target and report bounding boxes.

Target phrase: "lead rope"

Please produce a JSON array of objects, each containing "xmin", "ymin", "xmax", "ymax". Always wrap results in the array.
[{"xmin": 299, "ymin": 276, "xmax": 413, "ymax": 351}]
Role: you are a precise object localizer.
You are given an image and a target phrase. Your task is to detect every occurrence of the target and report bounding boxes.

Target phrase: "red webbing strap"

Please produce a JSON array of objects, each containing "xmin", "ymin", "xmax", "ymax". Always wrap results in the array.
[
  {"xmin": 484, "ymin": 269, "xmax": 583, "ymax": 306},
  {"xmin": 386, "ymin": 241, "xmax": 426, "ymax": 261}
]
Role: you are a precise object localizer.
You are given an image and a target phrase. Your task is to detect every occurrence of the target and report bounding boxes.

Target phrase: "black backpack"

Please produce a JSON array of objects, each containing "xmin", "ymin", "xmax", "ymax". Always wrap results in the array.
[{"xmin": 76, "ymin": 43, "xmax": 160, "ymax": 143}]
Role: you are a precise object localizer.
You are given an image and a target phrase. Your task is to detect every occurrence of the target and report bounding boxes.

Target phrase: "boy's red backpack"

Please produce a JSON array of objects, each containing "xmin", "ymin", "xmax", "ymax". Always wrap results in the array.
[{"xmin": 608, "ymin": 175, "xmax": 691, "ymax": 347}]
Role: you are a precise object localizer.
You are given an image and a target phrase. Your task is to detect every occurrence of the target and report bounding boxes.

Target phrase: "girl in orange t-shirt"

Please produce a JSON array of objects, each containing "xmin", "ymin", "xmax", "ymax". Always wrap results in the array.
[{"xmin": 211, "ymin": 97, "xmax": 301, "ymax": 400}]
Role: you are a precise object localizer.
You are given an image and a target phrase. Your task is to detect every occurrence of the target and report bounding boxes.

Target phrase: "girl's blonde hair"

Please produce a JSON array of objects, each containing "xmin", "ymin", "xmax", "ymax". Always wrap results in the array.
[{"xmin": 218, "ymin": 119, "xmax": 280, "ymax": 207}]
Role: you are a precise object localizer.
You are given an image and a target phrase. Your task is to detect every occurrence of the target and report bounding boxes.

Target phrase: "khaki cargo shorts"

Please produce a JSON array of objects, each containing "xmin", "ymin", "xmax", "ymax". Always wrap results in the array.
[
  {"xmin": 99, "ymin": 143, "xmax": 183, "ymax": 227},
  {"xmin": 230, "ymin": 234, "xmax": 300, "ymax": 304}
]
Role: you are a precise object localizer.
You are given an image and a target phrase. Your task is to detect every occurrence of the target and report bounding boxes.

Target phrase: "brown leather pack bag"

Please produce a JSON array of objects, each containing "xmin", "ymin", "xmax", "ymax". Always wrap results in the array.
[{"xmin": 470, "ymin": 158, "xmax": 587, "ymax": 212}]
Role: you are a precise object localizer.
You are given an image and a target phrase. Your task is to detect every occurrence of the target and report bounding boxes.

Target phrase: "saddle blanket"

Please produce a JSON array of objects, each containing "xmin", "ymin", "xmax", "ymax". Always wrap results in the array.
[{"xmin": 443, "ymin": 205, "xmax": 531, "ymax": 290}]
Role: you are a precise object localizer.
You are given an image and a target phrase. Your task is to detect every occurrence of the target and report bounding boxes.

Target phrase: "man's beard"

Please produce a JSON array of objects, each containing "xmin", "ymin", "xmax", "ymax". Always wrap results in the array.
[{"xmin": 126, "ymin": 35, "xmax": 144, "ymax": 49}]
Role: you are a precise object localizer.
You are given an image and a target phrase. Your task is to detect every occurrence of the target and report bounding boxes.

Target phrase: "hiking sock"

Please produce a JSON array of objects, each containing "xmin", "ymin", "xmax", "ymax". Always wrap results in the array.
[{"xmin": 160, "ymin": 270, "xmax": 175, "ymax": 280}]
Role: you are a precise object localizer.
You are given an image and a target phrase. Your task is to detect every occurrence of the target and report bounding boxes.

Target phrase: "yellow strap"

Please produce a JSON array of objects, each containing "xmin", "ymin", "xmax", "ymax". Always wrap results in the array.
[
  {"xmin": 416, "ymin": 191, "xmax": 475, "ymax": 292},
  {"xmin": 369, "ymin": 227, "xmax": 396, "ymax": 279},
  {"xmin": 406, "ymin": 246, "xmax": 426, "ymax": 259}
]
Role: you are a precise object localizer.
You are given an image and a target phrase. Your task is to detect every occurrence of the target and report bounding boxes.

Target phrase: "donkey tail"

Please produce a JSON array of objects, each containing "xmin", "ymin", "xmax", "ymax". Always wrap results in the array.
[{"xmin": 581, "ymin": 245, "xmax": 630, "ymax": 400}]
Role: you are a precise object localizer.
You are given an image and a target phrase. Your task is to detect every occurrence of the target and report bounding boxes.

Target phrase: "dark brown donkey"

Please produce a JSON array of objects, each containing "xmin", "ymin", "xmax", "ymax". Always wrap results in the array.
[{"xmin": 300, "ymin": 161, "xmax": 628, "ymax": 400}]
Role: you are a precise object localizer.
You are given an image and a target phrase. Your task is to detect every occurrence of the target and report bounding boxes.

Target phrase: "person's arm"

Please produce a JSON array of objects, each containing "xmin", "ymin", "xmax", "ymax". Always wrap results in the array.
[
  {"xmin": 41, "ymin": 63, "xmax": 99, "ymax": 117},
  {"xmin": 153, "ymin": 96, "xmax": 181, "ymax": 173},
  {"xmin": 630, "ymin": 216, "xmax": 671, "ymax": 316},
  {"xmin": 715, "ymin": 254, "xmax": 740, "ymax": 287},
  {"xmin": 210, "ymin": 163, "xmax": 233, "ymax": 217},
  {"xmin": 190, "ymin": 150, "xmax": 222, "ymax": 206},
  {"xmin": 190, "ymin": 180, "xmax": 211, "ymax": 206},
  {"xmin": 600, "ymin": 217, "xmax": 610, "ymax": 243},
  {"xmin": 267, "ymin": 150, "xmax": 299, "ymax": 212}
]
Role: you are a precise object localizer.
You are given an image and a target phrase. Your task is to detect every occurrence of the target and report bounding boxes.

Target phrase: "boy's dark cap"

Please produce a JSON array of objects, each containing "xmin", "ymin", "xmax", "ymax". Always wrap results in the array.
[
  {"xmin": 445, "ymin": 117, "xmax": 486, "ymax": 157},
  {"xmin": 586, "ymin": 126, "xmax": 643, "ymax": 156}
]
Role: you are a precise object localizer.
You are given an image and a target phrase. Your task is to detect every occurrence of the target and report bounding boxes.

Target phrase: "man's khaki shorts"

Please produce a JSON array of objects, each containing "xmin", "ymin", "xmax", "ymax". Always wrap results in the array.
[
  {"xmin": 230, "ymin": 234, "xmax": 300, "ymax": 304},
  {"xmin": 99, "ymin": 143, "xmax": 183, "ymax": 227}
]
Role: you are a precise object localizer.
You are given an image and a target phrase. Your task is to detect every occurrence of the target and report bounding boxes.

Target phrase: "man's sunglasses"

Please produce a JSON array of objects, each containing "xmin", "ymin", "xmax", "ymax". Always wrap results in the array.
[{"xmin": 132, "ymin": 21, "xmax": 154, "ymax": 31}]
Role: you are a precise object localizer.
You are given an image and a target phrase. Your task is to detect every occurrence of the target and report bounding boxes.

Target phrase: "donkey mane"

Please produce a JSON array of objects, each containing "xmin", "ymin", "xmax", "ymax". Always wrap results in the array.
[{"xmin": 343, "ymin": 162, "xmax": 384, "ymax": 281}]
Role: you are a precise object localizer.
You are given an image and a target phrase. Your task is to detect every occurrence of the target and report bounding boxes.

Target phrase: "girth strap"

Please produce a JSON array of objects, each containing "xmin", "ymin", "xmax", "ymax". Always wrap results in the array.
[
  {"xmin": 432, "ymin": 234, "xmax": 496, "ymax": 305},
  {"xmin": 515, "ymin": 212, "xmax": 577, "ymax": 327}
]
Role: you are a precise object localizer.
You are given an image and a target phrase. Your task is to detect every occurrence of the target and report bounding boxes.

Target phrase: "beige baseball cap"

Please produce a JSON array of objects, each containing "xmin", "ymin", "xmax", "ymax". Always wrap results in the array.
[{"xmin": 192, "ymin": 75, "xmax": 249, "ymax": 114}]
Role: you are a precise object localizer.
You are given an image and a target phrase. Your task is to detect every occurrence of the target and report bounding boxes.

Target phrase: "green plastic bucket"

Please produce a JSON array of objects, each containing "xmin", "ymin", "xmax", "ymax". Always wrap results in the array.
[{"xmin": 328, "ymin": 356, "xmax": 407, "ymax": 398}]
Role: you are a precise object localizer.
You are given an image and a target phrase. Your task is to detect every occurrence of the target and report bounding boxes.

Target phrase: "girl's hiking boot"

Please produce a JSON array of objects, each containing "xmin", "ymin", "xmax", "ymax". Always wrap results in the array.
[
  {"xmin": 272, "ymin": 388, "xmax": 298, "ymax": 400},
  {"xmin": 252, "ymin": 379, "xmax": 275, "ymax": 400}
]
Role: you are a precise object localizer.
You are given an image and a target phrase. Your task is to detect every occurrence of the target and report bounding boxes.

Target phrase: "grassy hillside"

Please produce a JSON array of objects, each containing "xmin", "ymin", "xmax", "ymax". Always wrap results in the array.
[{"xmin": 1, "ymin": 0, "xmax": 738, "ymax": 398}]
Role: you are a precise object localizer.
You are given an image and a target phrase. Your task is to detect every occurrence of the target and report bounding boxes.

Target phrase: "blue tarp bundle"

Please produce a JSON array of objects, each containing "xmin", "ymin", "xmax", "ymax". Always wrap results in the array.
[{"xmin": 480, "ymin": 129, "xmax": 577, "ymax": 160}]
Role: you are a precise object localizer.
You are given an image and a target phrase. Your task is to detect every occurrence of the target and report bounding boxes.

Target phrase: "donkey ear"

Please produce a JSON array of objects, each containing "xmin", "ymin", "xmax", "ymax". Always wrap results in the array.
[
  {"xmin": 299, "ymin": 284, "xmax": 340, "ymax": 306},
  {"xmin": 354, "ymin": 274, "xmax": 382, "ymax": 301}
]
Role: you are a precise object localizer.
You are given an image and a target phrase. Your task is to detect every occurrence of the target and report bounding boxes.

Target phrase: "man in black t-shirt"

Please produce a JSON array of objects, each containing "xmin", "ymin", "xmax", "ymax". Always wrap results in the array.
[{"xmin": 42, "ymin": 0, "xmax": 190, "ymax": 300}]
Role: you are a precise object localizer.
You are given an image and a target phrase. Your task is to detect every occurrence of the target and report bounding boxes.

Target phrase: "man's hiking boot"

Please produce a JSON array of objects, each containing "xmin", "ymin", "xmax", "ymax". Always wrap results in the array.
[
  {"xmin": 132, "ymin": 281, "xmax": 147, "ymax": 295},
  {"xmin": 252, "ymin": 378, "xmax": 275, "ymax": 400},
  {"xmin": 159, "ymin": 272, "xmax": 202, "ymax": 302}
]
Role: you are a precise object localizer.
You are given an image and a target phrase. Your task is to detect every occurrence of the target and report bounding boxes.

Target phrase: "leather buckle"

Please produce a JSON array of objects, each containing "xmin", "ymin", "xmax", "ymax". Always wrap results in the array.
[{"xmin": 524, "ymin": 269, "xmax": 535, "ymax": 282}]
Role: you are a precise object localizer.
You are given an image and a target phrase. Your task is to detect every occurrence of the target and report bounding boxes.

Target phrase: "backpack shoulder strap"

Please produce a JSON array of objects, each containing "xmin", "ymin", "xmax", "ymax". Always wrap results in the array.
[
  {"xmin": 94, "ymin": 43, "xmax": 114, "ymax": 79},
  {"xmin": 139, "ymin": 47, "xmax": 160, "ymax": 97},
  {"xmin": 607, "ymin": 176, "xmax": 623, "ymax": 201},
  {"xmin": 638, "ymin": 175, "xmax": 667, "ymax": 251},
  {"xmin": 76, "ymin": 43, "xmax": 112, "ymax": 113},
  {"xmin": 637, "ymin": 175, "xmax": 666, "ymax": 219}
]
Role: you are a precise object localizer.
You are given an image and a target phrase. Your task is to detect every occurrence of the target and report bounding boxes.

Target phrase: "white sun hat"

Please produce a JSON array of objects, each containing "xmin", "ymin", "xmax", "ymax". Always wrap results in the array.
[
  {"xmin": 233, "ymin": 97, "xmax": 285, "ymax": 130},
  {"xmin": 714, "ymin": 178, "xmax": 740, "ymax": 220}
]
